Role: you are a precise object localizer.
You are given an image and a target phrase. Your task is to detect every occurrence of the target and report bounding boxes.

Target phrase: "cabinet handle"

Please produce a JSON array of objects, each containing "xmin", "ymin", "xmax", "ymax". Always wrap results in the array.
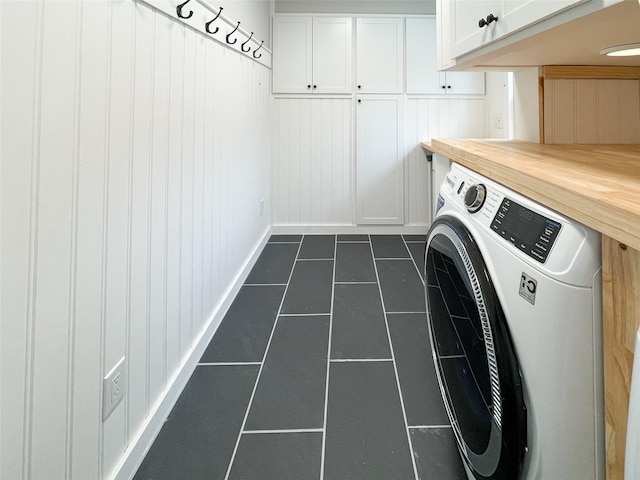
[
  {"xmin": 447, "ymin": 85, "xmax": 451, "ymax": 89},
  {"xmin": 357, "ymin": 99, "xmax": 361, "ymax": 103},
  {"xmin": 307, "ymin": 85, "xmax": 311, "ymax": 89},
  {"xmin": 479, "ymin": 13, "xmax": 498, "ymax": 28},
  {"xmin": 358, "ymin": 85, "xmax": 362, "ymax": 89},
  {"xmin": 313, "ymin": 85, "xmax": 317, "ymax": 89},
  {"xmin": 441, "ymin": 85, "xmax": 446, "ymax": 89}
]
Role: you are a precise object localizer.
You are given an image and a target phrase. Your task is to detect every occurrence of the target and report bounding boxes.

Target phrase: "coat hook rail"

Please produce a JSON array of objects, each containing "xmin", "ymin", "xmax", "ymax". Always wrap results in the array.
[
  {"xmin": 205, "ymin": 7, "xmax": 223, "ymax": 34},
  {"xmin": 226, "ymin": 21, "xmax": 240, "ymax": 45},
  {"xmin": 176, "ymin": 0, "xmax": 193, "ymax": 19},
  {"xmin": 253, "ymin": 40, "xmax": 263, "ymax": 59},
  {"xmin": 241, "ymin": 32, "xmax": 254, "ymax": 52}
]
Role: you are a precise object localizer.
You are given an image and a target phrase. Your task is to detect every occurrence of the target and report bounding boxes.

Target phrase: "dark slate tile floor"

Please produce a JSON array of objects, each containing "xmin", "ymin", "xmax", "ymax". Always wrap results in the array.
[{"xmin": 134, "ymin": 234, "xmax": 466, "ymax": 480}]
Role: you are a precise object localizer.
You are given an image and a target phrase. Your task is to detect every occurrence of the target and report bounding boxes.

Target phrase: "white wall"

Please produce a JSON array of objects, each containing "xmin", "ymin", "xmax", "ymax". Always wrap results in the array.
[
  {"xmin": 1, "ymin": 1, "xmax": 272, "ymax": 479},
  {"xmin": 218, "ymin": 0, "xmax": 272, "ymax": 48},
  {"xmin": 485, "ymin": 72, "xmax": 511, "ymax": 139},
  {"xmin": 513, "ymin": 67, "xmax": 540, "ymax": 142}
]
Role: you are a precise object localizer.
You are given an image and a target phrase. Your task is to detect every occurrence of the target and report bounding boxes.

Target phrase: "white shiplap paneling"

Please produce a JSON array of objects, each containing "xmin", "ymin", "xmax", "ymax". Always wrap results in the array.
[
  {"xmin": 544, "ymin": 78, "xmax": 640, "ymax": 144},
  {"xmin": 405, "ymin": 97, "xmax": 486, "ymax": 225},
  {"xmin": 272, "ymin": 97, "xmax": 353, "ymax": 225},
  {"xmin": 0, "ymin": 1, "xmax": 272, "ymax": 479},
  {"xmin": 272, "ymin": 96, "xmax": 485, "ymax": 227}
]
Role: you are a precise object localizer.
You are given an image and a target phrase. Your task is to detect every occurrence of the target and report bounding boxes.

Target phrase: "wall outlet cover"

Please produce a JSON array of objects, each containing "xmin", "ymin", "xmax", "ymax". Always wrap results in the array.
[{"xmin": 102, "ymin": 356, "xmax": 126, "ymax": 421}]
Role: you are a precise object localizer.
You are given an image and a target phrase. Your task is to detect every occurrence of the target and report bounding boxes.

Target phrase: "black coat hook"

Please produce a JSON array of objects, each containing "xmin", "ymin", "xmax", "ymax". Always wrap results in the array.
[
  {"xmin": 241, "ymin": 32, "xmax": 254, "ymax": 52},
  {"xmin": 205, "ymin": 7, "xmax": 223, "ymax": 34},
  {"xmin": 252, "ymin": 41, "xmax": 264, "ymax": 59},
  {"xmin": 176, "ymin": 0, "xmax": 193, "ymax": 19},
  {"xmin": 226, "ymin": 21, "xmax": 240, "ymax": 45}
]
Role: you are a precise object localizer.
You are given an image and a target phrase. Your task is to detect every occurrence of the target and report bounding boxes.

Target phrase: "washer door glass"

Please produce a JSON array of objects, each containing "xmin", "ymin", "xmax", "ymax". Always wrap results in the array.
[{"xmin": 425, "ymin": 215, "xmax": 527, "ymax": 479}]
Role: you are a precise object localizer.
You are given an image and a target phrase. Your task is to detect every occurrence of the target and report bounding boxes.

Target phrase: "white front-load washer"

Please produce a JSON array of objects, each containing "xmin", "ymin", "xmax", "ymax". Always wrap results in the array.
[{"xmin": 425, "ymin": 162, "xmax": 604, "ymax": 479}]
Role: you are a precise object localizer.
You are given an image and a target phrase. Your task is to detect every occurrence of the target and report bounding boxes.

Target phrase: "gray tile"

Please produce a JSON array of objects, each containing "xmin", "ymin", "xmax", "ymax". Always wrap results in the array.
[
  {"xmin": 229, "ymin": 432, "xmax": 323, "ymax": 480},
  {"xmin": 410, "ymin": 428, "xmax": 466, "ymax": 480},
  {"xmin": 376, "ymin": 260, "xmax": 426, "ymax": 313},
  {"xmin": 299, "ymin": 234, "xmax": 336, "ymax": 259},
  {"xmin": 133, "ymin": 365, "xmax": 258, "ymax": 480},
  {"xmin": 337, "ymin": 234, "xmax": 369, "ymax": 242},
  {"xmin": 246, "ymin": 316, "xmax": 329, "ymax": 430},
  {"xmin": 269, "ymin": 234, "xmax": 302, "ymax": 243},
  {"xmin": 387, "ymin": 313, "xmax": 448, "ymax": 426},
  {"xmin": 371, "ymin": 235, "xmax": 410, "ymax": 259},
  {"xmin": 281, "ymin": 260, "xmax": 334, "ymax": 314},
  {"xmin": 335, "ymin": 243, "xmax": 377, "ymax": 283},
  {"xmin": 200, "ymin": 285, "xmax": 285, "ymax": 363},
  {"xmin": 407, "ymin": 242, "xmax": 426, "ymax": 281},
  {"xmin": 403, "ymin": 234, "xmax": 427, "ymax": 242},
  {"xmin": 245, "ymin": 243, "xmax": 298, "ymax": 284},
  {"xmin": 331, "ymin": 284, "xmax": 391, "ymax": 360},
  {"xmin": 324, "ymin": 362, "xmax": 415, "ymax": 480}
]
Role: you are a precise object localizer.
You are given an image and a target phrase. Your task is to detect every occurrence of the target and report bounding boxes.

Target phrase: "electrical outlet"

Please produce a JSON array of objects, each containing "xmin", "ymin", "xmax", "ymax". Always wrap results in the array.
[
  {"xmin": 102, "ymin": 357, "xmax": 126, "ymax": 421},
  {"xmin": 494, "ymin": 112, "xmax": 504, "ymax": 130},
  {"xmin": 260, "ymin": 198, "xmax": 264, "ymax": 216}
]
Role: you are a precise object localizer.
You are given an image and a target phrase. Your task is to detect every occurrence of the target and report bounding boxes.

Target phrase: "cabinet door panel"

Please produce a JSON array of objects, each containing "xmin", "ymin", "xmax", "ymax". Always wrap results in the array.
[
  {"xmin": 407, "ymin": 18, "xmax": 485, "ymax": 95},
  {"xmin": 356, "ymin": 18, "xmax": 403, "ymax": 94},
  {"xmin": 313, "ymin": 18, "xmax": 352, "ymax": 94},
  {"xmin": 445, "ymin": 71, "xmax": 485, "ymax": 95},
  {"xmin": 356, "ymin": 96, "xmax": 404, "ymax": 224},
  {"xmin": 449, "ymin": 0, "xmax": 500, "ymax": 58},
  {"xmin": 273, "ymin": 17, "xmax": 312, "ymax": 94},
  {"xmin": 500, "ymin": 0, "xmax": 585, "ymax": 38},
  {"xmin": 406, "ymin": 18, "xmax": 441, "ymax": 94}
]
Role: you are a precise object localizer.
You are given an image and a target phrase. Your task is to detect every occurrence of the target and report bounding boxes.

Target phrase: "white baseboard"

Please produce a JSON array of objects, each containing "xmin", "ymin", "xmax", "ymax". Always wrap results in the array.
[
  {"xmin": 270, "ymin": 224, "xmax": 430, "ymax": 235},
  {"xmin": 111, "ymin": 226, "xmax": 272, "ymax": 480}
]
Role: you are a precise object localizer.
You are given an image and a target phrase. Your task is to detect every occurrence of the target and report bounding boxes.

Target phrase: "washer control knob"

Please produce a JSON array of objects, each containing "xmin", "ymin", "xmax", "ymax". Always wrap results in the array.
[{"xmin": 464, "ymin": 183, "xmax": 487, "ymax": 213}]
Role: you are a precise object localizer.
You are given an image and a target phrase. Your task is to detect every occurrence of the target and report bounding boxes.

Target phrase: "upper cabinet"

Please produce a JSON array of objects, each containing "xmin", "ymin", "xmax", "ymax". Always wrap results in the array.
[
  {"xmin": 447, "ymin": 0, "xmax": 584, "ymax": 59},
  {"xmin": 406, "ymin": 18, "xmax": 484, "ymax": 95},
  {"xmin": 273, "ymin": 17, "xmax": 352, "ymax": 94},
  {"xmin": 356, "ymin": 18, "xmax": 404, "ymax": 94},
  {"xmin": 437, "ymin": 0, "xmax": 630, "ymax": 70}
]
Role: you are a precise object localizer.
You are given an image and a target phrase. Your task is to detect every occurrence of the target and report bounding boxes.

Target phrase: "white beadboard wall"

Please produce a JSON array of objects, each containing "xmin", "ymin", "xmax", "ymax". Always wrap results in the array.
[
  {"xmin": 1, "ymin": 1, "xmax": 271, "ymax": 479},
  {"xmin": 272, "ymin": 96, "xmax": 485, "ymax": 227},
  {"xmin": 272, "ymin": 98, "xmax": 354, "ymax": 225},
  {"xmin": 544, "ymin": 78, "xmax": 640, "ymax": 144},
  {"xmin": 405, "ymin": 97, "xmax": 486, "ymax": 224}
]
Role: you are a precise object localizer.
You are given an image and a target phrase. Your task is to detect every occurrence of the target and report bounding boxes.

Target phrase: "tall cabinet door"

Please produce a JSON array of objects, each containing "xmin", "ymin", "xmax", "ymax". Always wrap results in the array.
[
  {"xmin": 356, "ymin": 96, "xmax": 404, "ymax": 224},
  {"xmin": 312, "ymin": 17, "xmax": 352, "ymax": 94},
  {"xmin": 356, "ymin": 18, "xmax": 404, "ymax": 94},
  {"xmin": 273, "ymin": 17, "xmax": 312, "ymax": 94}
]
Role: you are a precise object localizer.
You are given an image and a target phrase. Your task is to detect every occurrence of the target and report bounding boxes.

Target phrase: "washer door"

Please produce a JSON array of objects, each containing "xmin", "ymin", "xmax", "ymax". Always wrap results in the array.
[{"xmin": 425, "ymin": 215, "xmax": 527, "ymax": 479}]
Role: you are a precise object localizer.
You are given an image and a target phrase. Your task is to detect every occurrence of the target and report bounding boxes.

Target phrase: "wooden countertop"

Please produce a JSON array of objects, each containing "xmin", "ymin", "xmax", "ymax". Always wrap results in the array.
[{"xmin": 426, "ymin": 139, "xmax": 640, "ymax": 251}]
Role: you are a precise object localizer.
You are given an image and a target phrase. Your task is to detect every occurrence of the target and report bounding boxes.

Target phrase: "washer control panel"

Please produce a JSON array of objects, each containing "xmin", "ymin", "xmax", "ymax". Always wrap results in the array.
[{"xmin": 490, "ymin": 197, "xmax": 561, "ymax": 263}]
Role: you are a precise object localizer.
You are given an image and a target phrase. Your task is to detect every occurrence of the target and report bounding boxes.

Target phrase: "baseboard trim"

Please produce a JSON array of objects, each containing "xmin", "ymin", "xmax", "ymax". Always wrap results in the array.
[
  {"xmin": 110, "ymin": 226, "xmax": 272, "ymax": 480},
  {"xmin": 270, "ymin": 224, "xmax": 430, "ymax": 235}
]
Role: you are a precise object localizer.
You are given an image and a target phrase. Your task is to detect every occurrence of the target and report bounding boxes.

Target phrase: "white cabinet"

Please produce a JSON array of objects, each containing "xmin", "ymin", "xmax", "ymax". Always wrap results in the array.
[
  {"xmin": 356, "ymin": 96, "xmax": 404, "ymax": 224},
  {"xmin": 443, "ymin": 0, "xmax": 587, "ymax": 60},
  {"xmin": 356, "ymin": 18, "xmax": 404, "ymax": 94},
  {"xmin": 406, "ymin": 18, "xmax": 484, "ymax": 95},
  {"xmin": 273, "ymin": 17, "xmax": 352, "ymax": 94}
]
